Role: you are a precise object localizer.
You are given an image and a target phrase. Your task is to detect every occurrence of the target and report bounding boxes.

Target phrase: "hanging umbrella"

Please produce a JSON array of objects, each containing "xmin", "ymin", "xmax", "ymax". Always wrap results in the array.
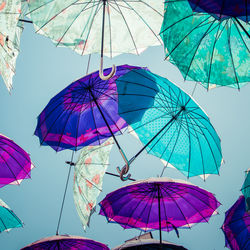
[
  {"xmin": 113, "ymin": 232, "xmax": 188, "ymax": 249},
  {"xmin": 26, "ymin": 0, "xmax": 163, "ymax": 79},
  {"xmin": 0, "ymin": 198, "xmax": 23, "ymax": 233},
  {"xmin": 241, "ymin": 168, "xmax": 250, "ymax": 210},
  {"xmin": 160, "ymin": 0, "xmax": 249, "ymax": 89},
  {"xmin": 0, "ymin": 134, "xmax": 33, "ymax": 188},
  {"xmin": 21, "ymin": 235, "xmax": 109, "ymax": 249},
  {"xmin": 0, "ymin": 0, "xmax": 23, "ymax": 91},
  {"xmin": 99, "ymin": 177, "xmax": 220, "ymax": 245},
  {"xmin": 187, "ymin": 0, "xmax": 249, "ymax": 22},
  {"xmin": 34, "ymin": 65, "xmax": 143, "ymax": 235},
  {"xmin": 115, "ymin": 68, "xmax": 222, "ymax": 180},
  {"xmin": 73, "ymin": 138, "xmax": 113, "ymax": 230},
  {"xmin": 222, "ymin": 196, "xmax": 250, "ymax": 250}
]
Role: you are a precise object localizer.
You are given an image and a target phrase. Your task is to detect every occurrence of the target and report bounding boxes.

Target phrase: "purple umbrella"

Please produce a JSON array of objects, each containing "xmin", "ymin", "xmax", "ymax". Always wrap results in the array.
[
  {"xmin": 0, "ymin": 134, "xmax": 33, "ymax": 188},
  {"xmin": 222, "ymin": 196, "xmax": 250, "ymax": 250},
  {"xmin": 21, "ymin": 235, "xmax": 109, "ymax": 250},
  {"xmin": 99, "ymin": 177, "xmax": 220, "ymax": 244}
]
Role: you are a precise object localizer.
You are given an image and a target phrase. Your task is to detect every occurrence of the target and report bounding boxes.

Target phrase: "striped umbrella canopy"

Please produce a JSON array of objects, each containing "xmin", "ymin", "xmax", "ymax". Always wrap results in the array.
[
  {"xmin": 99, "ymin": 177, "xmax": 220, "ymax": 244},
  {"xmin": 222, "ymin": 196, "xmax": 250, "ymax": 250},
  {"xmin": 0, "ymin": 134, "xmax": 33, "ymax": 188},
  {"xmin": 21, "ymin": 235, "xmax": 109, "ymax": 250}
]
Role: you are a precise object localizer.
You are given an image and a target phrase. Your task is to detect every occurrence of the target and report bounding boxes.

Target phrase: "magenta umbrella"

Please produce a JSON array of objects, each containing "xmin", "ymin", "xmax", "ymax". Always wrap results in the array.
[
  {"xmin": 0, "ymin": 134, "xmax": 33, "ymax": 188},
  {"xmin": 21, "ymin": 235, "xmax": 109, "ymax": 250},
  {"xmin": 99, "ymin": 177, "xmax": 220, "ymax": 244}
]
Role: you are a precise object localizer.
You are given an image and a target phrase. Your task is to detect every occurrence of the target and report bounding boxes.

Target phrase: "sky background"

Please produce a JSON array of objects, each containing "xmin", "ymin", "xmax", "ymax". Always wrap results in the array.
[{"xmin": 0, "ymin": 23, "xmax": 249, "ymax": 250}]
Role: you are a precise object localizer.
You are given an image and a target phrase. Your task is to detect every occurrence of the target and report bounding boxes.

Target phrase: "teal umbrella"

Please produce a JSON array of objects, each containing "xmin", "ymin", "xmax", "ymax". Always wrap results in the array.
[
  {"xmin": 0, "ymin": 198, "xmax": 23, "ymax": 232},
  {"xmin": 116, "ymin": 68, "xmax": 223, "ymax": 180},
  {"xmin": 160, "ymin": 0, "xmax": 250, "ymax": 89},
  {"xmin": 241, "ymin": 168, "xmax": 250, "ymax": 210}
]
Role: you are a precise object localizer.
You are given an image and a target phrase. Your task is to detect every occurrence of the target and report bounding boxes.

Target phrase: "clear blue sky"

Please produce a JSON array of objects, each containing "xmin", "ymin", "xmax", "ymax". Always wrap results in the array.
[{"xmin": 0, "ymin": 23, "xmax": 249, "ymax": 250}]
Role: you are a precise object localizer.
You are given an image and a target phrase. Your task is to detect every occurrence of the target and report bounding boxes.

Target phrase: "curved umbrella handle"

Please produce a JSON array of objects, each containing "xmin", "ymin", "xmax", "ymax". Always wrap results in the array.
[
  {"xmin": 99, "ymin": 57, "xmax": 116, "ymax": 80},
  {"xmin": 116, "ymin": 165, "xmax": 131, "ymax": 181}
]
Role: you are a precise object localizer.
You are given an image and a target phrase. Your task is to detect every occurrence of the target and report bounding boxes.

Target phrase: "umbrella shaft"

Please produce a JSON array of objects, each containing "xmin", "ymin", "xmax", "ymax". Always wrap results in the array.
[
  {"xmin": 157, "ymin": 185, "xmax": 162, "ymax": 247},
  {"xmin": 101, "ymin": 0, "xmax": 107, "ymax": 58}
]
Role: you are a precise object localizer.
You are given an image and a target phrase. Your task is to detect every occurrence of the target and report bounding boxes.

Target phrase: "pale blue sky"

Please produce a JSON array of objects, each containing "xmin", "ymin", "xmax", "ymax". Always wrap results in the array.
[{"xmin": 0, "ymin": 23, "xmax": 249, "ymax": 250}]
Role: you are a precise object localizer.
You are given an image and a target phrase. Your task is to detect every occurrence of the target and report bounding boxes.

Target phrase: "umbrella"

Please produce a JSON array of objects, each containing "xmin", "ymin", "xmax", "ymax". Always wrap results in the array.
[
  {"xmin": 187, "ymin": 0, "xmax": 249, "ymax": 22},
  {"xmin": 160, "ymin": 0, "xmax": 250, "ymax": 89},
  {"xmin": 0, "ymin": 198, "xmax": 23, "ymax": 233},
  {"xmin": 99, "ymin": 177, "xmax": 220, "ymax": 245},
  {"xmin": 0, "ymin": 134, "xmax": 33, "ymax": 188},
  {"xmin": 241, "ymin": 168, "xmax": 250, "ymax": 210},
  {"xmin": 113, "ymin": 232, "xmax": 188, "ymax": 249},
  {"xmin": 21, "ymin": 235, "xmax": 109, "ymax": 249},
  {"xmin": 73, "ymin": 138, "xmax": 113, "ymax": 230},
  {"xmin": 115, "ymin": 68, "xmax": 222, "ymax": 180},
  {"xmin": 222, "ymin": 196, "xmax": 250, "ymax": 250},
  {"xmin": 35, "ymin": 65, "xmax": 142, "ymax": 234},
  {"xmin": 0, "ymin": 0, "xmax": 23, "ymax": 91},
  {"xmin": 26, "ymin": 0, "xmax": 163, "ymax": 79}
]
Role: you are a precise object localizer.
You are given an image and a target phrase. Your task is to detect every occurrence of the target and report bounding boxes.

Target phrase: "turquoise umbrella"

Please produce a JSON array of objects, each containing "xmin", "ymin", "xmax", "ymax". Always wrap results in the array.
[
  {"xmin": 116, "ymin": 68, "xmax": 223, "ymax": 180},
  {"xmin": 160, "ymin": 0, "xmax": 249, "ymax": 89},
  {"xmin": 0, "ymin": 198, "xmax": 23, "ymax": 232},
  {"xmin": 241, "ymin": 168, "xmax": 250, "ymax": 210}
]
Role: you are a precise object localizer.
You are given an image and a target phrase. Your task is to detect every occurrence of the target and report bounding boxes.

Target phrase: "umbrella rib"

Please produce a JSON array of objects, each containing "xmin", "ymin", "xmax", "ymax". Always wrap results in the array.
[
  {"xmin": 38, "ymin": 90, "xmax": 87, "ymax": 147},
  {"xmin": 81, "ymin": 1, "xmax": 103, "ymax": 55},
  {"xmin": 161, "ymin": 185, "xmax": 191, "ymax": 229},
  {"xmin": 232, "ymin": 18, "xmax": 250, "ymax": 53},
  {"xmin": 227, "ymin": 21, "xmax": 240, "ymax": 89},
  {"xmin": 166, "ymin": 185, "xmax": 211, "ymax": 223},
  {"xmin": 0, "ymin": 144, "xmax": 30, "ymax": 182},
  {"xmin": 55, "ymin": 90, "xmax": 85, "ymax": 151},
  {"xmin": 187, "ymin": 112, "xmax": 222, "ymax": 171},
  {"xmin": 106, "ymin": 1, "xmax": 113, "ymax": 58},
  {"xmin": 55, "ymin": 2, "xmax": 100, "ymax": 47},
  {"xmin": 112, "ymin": 0, "xmax": 139, "ymax": 55},
  {"xmin": 159, "ymin": 114, "xmax": 184, "ymax": 177},
  {"xmin": 119, "ymin": 0, "xmax": 162, "ymax": 43}
]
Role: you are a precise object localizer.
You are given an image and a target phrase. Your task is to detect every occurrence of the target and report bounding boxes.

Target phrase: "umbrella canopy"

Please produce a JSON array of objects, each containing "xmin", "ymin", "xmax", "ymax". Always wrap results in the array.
[
  {"xmin": 0, "ymin": 134, "xmax": 33, "ymax": 188},
  {"xmin": 113, "ymin": 233, "xmax": 187, "ymax": 249},
  {"xmin": 34, "ymin": 65, "xmax": 141, "ymax": 152},
  {"xmin": 222, "ymin": 196, "xmax": 250, "ymax": 250},
  {"xmin": 73, "ymin": 138, "xmax": 113, "ymax": 230},
  {"xmin": 0, "ymin": 198, "xmax": 23, "ymax": 233},
  {"xmin": 187, "ymin": 0, "xmax": 249, "ymax": 22},
  {"xmin": 116, "ymin": 68, "xmax": 222, "ymax": 180},
  {"xmin": 21, "ymin": 235, "xmax": 109, "ymax": 250},
  {"xmin": 0, "ymin": 0, "xmax": 23, "ymax": 91},
  {"xmin": 160, "ymin": 0, "xmax": 250, "ymax": 89},
  {"xmin": 99, "ymin": 177, "xmax": 220, "ymax": 236},
  {"xmin": 241, "ymin": 168, "xmax": 250, "ymax": 210},
  {"xmin": 27, "ymin": 0, "xmax": 163, "ymax": 79}
]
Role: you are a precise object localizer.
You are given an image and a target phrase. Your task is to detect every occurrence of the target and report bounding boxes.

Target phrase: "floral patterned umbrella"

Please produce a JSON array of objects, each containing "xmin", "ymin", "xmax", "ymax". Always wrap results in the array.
[{"xmin": 73, "ymin": 138, "xmax": 113, "ymax": 230}]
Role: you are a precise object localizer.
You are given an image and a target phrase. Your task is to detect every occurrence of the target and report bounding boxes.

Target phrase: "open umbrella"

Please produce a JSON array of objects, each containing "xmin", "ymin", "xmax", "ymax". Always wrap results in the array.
[
  {"xmin": 27, "ymin": 0, "xmax": 163, "ymax": 79},
  {"xmin": 0, "ymin": 0, "xmax": 23, "ymax": 91},
  {"xmin": 21, "ymin": 235, "xmax": 109, "ymax": 250},
  {"xmin": 0, "ymin": 134, "xmax": 33, "ymax": 188},
  {"xmin": 241, "ymin": 168, "xmax": 250, "ymax": 210},
  {"xmin": 115, "ymin": 68, "xmax": 222, "ymax": 180},
  {"xmin": 0, "ymin": 198, "xmax": 23, "ymax": 233},
  {"xmin": 35, "ymin": 65, "xmax": 142, "ymax": 234},
  {"xmin": 160, "ymin": 0, "xmax": 249, "ymax": 89},
  {"xmin": 222, "ymin": 196, "xmax": 250, "ymax": 250},
  {"xmin": 113, "ymin": 233, "xmax": 188, "ymax": 250},
  {"xmin": 73, "ymin": 138, "xmax": 114, "ymax": 230},
  {"xmin": 99, "ymin": 177, "xmax": 220, "ymax": 245}
]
